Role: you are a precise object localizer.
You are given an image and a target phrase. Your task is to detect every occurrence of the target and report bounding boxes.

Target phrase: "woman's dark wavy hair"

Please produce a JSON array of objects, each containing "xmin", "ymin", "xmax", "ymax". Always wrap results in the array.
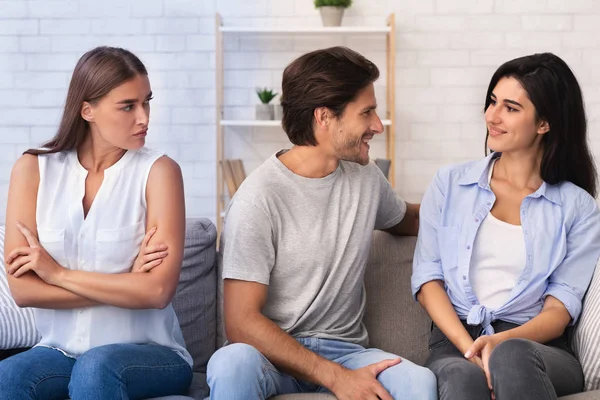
[{"xmin": 484, "ymin": 53, "xmax": 597, "ymax": 197}]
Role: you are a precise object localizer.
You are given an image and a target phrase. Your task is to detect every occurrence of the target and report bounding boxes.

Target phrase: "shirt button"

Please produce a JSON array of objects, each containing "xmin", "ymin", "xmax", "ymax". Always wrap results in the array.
[
  {"xmin": 471, "ymin": 300, "xmax": 477, "ymax": 305},
  {"xmin": 467, "ymin": 245, "xmax": 471, "ymax": 250},
  {"xmin": 79, "ymin": 260, "xmax": 85, "ymax": 266},
  {"xmin": 475, "ymin": 218, "xmax": 479, "ymax": 222},
  {"xmin": 78, "ymin": 309, "xmax": 83, "ymax": 314},
  {"xmin": 462, "ymin": 275, "xmax": 467, "ymax": 280},
  {"xmin": 486, "ymin": 202, "xmax": 491, "ymax": 206}
]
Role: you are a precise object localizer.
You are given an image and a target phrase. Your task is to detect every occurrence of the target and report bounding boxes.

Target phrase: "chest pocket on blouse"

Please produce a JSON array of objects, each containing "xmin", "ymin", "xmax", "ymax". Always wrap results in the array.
[
  {"xmin": 37, "ymin": 227, "xmax": 69, "ymax": 268},
  {"xmin": 95, "ymin": 221, "xmax": 145, "ymax": 274},
  {"xmin": 437, "ymin": 226, "xmax": 460, "ymax": 274}
]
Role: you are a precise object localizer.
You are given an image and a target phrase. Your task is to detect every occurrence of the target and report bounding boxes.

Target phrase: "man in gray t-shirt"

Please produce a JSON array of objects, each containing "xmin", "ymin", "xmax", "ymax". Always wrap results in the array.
[{"xmin": 207, "ymin": 47, "xmax": 437, "ymax": 400}]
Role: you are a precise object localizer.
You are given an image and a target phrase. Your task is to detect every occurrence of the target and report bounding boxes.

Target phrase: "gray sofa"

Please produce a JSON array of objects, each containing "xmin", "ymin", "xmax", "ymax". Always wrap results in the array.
[
  {"xmin": 3, "ymin": 218, "xmax": 598, "ymax": 399},
  {"xmin": 172, "ymin": 218, "xmax": 600, "ymax": 400}
]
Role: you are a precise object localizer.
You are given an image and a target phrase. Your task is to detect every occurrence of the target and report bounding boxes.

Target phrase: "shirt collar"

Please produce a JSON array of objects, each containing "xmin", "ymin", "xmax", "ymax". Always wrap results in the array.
[{"xmin": 457, "ymin": 152, "xmax": 562, "ymax": 205}]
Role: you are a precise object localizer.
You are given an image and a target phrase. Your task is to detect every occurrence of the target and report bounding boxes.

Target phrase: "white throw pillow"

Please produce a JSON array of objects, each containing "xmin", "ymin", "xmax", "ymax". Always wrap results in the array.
[
  {"xmin": 573, "ymin": 257, "xmax": 600, "ymax": 391},
  {"xmin": 0, "ymin": 226, "xmax": 41, "ymax": 349}
]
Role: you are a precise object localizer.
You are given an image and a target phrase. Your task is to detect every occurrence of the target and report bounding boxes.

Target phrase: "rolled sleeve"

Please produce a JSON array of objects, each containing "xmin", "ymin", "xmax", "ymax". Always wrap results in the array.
[
  {"xmin": 543, "ymin": 282, "xmax": 582, "ymax": 323},
  {"xmin": 542, "ymin": 193, "xmax": 600, "ymax": 324},
  {"xmin": 411, "ymin": 168, "xmax": 447, "ymax": 300},
  {"xmin": 411, "ymin": 261, "xmax": 445, "ymax": 300}
]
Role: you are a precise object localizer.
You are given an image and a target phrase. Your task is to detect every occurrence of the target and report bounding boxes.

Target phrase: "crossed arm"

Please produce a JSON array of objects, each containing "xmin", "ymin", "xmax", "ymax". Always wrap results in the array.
[{"xmin": 4, "ymin": 154, "xmax": 184, "ymax": 310}]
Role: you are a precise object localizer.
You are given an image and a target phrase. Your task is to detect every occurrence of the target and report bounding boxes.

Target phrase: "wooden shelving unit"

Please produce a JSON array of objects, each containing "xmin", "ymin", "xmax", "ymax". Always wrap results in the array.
[
  {"xmin": 220, "ymin": 119, "xmax": 392, "ymax": 127},
  {"xmin": 215, "ymin": 13, "xmax": 397, "ymax": 236}
]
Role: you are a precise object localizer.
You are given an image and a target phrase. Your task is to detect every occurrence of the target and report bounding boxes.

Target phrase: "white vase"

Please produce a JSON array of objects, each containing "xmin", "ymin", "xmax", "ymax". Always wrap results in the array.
[
  {"xmin": 273, "ymin": 104, "xmax": 284, "ymax": 121},
  {"xmin": 256, "ymin": 104, "xmax": 274, "ymax": 120},
  {"xmin": 319, "ymin": 6, "xmax": 345, "ymax": 27}
]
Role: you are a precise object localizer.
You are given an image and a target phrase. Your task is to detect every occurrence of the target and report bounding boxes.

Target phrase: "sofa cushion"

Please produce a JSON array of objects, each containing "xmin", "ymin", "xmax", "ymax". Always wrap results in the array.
[
  {"xmin": 363, "ymin": 232, "xmax": 431, "ymax": 365},
  {"xmin": 573, "ymin": 258, "xmax": 600, "ymax": 391},
  {"xmin": 0, "ymin": 226, "xmax": 41, "ymax": 349},
  {"xmin": 172, "ymin": 218, "xmax": 217, "ymax": 375},
  {"xmin": 216, "ymin": 249, "xmax": 226, "ymax": 347},
  {"xmin": 559, "ymin": 391, "xmax": 600, "ymax": 399}
]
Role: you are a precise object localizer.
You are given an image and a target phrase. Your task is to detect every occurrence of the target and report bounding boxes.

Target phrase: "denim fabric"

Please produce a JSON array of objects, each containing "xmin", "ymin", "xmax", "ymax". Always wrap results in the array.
[
  {"xmin": 0, "ymin": 344, "xmax": 192, "ymax": 400},
  {"xmin": 426, "ymin": 320, "xmax": 583, "ymax": 400},
  {"xmin": 206, "ymin": 337, "xmax": 437, "ymax": 399}
]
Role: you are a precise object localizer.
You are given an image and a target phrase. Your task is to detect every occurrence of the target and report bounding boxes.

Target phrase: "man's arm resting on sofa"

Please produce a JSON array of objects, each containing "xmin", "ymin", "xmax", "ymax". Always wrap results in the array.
[
  {"xmin": 384, "ymin": 202, "xmax": 420, "ymax": 236},
  {"xmin": 224, "ymin": 279, "xmax": 399, "ymax": 400}
]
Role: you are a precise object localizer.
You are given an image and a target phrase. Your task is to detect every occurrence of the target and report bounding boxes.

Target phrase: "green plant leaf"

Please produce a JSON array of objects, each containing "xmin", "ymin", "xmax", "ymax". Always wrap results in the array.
[
  {"xmin": 314, "ymin": 0, "xmax": 352, "ymax": 8},
  {"xmin": 256, "ymin": 88, "xmax": 278, "ymax": 104}
]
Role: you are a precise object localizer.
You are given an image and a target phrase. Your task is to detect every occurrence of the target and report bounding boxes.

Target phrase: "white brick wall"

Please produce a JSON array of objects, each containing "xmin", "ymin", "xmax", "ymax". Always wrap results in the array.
[{"xmin": 2, "ymin": 0, "xmax": 600, "ymax": 223}]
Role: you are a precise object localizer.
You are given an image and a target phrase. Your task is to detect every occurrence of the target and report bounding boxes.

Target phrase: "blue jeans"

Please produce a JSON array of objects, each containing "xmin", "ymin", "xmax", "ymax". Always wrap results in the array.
[
  {"xmin": 207, "ymin": 337, "xmax": 437, "ymax": 399},
  {"xmin": 0, "ymin": 344, "xmax": 192, "ymax": 400}
]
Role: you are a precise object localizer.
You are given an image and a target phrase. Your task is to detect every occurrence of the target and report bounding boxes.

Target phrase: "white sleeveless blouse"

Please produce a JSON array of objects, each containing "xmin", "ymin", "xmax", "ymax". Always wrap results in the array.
[{"xmin": 34, "ymin": 147, "xmax": 192, "ymax": 366}]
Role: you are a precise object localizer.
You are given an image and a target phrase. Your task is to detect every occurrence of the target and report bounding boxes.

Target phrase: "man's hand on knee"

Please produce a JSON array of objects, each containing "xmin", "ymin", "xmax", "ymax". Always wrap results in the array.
[{"xmin": 329, "ymin": 358, "xmax": 401, "ymax": 400}]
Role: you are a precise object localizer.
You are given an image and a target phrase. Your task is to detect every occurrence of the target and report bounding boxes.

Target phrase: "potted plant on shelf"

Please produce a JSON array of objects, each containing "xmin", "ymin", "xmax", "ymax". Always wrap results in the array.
[
  {"xmin": 314, "ymin": 0, "xmax": 352, "ymax": 27},
  {"xmin": 255, "ymin": 88, "xmax": 277, "ymax": 120}
]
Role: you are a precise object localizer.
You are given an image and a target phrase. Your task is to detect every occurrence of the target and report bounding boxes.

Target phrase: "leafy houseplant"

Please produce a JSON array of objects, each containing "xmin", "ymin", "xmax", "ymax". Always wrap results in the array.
[
  {"xmin": 255, "ymin": 88, "xmax": 278, "ymax": 120},
  {"xmin": 314, "ymin": 0, "xmax": 352, "ymax": 27}
]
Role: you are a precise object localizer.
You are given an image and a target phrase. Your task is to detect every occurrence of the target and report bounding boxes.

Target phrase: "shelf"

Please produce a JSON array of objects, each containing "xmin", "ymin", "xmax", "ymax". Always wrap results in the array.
[
  {"xmin": 221, "ymin": 119, "xmax": 392, "ymax": 127},
  {"xmin": 220, "ymin": 26, "xmax": 391, "ymax": 34},
  {"xmin": 215, "ymin": 12, "xmax": 397, "ymax": 236}
]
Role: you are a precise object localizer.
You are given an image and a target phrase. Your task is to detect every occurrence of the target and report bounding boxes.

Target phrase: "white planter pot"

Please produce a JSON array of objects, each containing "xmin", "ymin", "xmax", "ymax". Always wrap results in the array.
[
  {"xmin": 319, "ymin": 6, "xmax": 345, "ymax": 27},
  {"xmin": 273, "ymin": 104, "xmax": 284, "ymax": 121},
  {"xmin": 256, "ymin": 104, "xmax": 274, "ymax": 120}
]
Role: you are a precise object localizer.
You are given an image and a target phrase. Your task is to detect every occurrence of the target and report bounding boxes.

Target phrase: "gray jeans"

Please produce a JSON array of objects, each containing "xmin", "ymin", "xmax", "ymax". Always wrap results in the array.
[{"xmin": 425, "ymin": 320, "xmax": 583, "ymax": 400}]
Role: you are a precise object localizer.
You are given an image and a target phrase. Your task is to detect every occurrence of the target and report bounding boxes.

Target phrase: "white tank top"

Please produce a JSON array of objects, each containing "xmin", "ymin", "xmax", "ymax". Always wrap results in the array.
[
  {"xmin": 34, "ymin": 147, "xmax": 192, "ymax": 366},
  {"xmin": 469, "ymin": 159, "xmax": 526, "ymax": 309}
]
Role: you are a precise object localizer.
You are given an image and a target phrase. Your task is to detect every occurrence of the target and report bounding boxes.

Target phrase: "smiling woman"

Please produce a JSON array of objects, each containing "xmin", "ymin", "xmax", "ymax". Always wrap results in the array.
[
  {"xmin": 0, "ymin": 47, "xmax": 193, "ymax": 399},
  {"xmin": 412, "ymin": 53, "xmax": 600, "ymax": 400}
]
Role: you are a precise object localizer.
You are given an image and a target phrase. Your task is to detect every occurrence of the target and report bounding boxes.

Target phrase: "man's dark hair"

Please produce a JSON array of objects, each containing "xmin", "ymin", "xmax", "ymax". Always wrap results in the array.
[{"xmin": 280, "ymin": 46, "xmax": 380, "ymax": 146}]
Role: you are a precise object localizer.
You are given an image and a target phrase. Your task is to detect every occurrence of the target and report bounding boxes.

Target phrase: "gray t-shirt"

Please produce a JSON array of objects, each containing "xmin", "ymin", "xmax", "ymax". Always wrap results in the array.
[{"xmin": 222, "ymin": 151, "xmax": 406, "ymax": 346}]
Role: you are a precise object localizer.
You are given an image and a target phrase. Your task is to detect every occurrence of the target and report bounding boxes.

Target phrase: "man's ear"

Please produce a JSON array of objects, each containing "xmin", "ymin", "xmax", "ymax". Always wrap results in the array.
[
  {"xmin": 314, "ymin": 107, "xmax": 331, "ymax": 129},
  {"xmin": 81, "ymin": 101, "xmax": 94, "ymax": 122},
  {"xmin": 537, "ymin": 119, "xmax": 550, "ymax": 135}
]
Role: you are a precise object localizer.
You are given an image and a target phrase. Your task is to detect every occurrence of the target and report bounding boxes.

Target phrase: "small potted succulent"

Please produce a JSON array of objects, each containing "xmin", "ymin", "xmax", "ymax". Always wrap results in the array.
[
  {"xmin": 256, "ymin": 88, "xmax": 277, "ymax": 120},
  {"xmin": 314, "ymin": 0, "xmax": 352, "ymax": 27}
]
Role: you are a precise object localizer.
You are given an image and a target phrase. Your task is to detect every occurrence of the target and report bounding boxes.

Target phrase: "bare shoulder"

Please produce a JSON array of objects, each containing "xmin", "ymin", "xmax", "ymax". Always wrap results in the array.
[
  {"xmin": 10, "ymin": 154, "xmax": 39, "ymax": 185},
  {"xmin": 148, "ymin": 155, "xmax": 182, "ymax": 182}
]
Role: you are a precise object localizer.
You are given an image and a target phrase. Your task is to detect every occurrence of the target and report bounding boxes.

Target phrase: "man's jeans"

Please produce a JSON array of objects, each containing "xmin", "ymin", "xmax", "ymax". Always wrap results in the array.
[
  {"xmin": 0, "ymin": 344, "xmax": 192, "ymax": 400},
  {"xmin": 426, "ymin": 320, "xmax": 583, "ymax": 400},
  {"xmin": 207, "ymin": 337, "xmax": 438, "ymax": 399}
]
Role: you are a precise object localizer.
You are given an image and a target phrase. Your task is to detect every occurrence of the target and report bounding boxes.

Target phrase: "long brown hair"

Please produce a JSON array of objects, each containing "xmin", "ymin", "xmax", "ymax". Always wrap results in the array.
[{"xmin": 25, "ymin": 46, "xmax": 147, "ymax": 156}]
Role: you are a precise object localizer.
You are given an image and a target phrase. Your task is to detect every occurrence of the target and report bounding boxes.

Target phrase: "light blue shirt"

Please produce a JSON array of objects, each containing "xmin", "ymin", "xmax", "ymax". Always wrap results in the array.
[{"xmin": 412, "ymin": 153, "xmax": 600, "ymax": 335}]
